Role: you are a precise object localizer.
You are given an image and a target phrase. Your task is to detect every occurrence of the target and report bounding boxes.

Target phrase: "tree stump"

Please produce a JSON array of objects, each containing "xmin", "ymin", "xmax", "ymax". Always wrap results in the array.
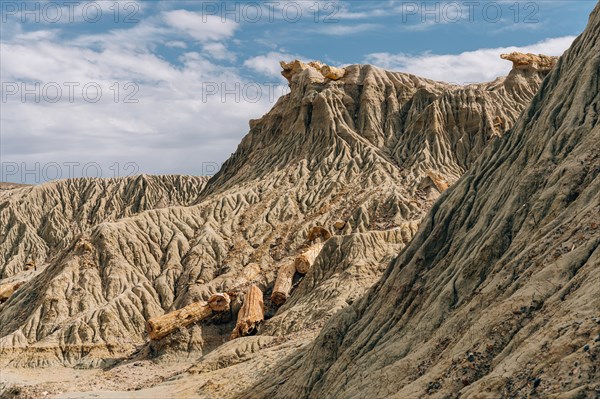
[
  {"xmin": 426, "ymin": 171, "xmax": 449, "ymax": 192},
  {"xmin": 231, "ymin": 285, "xmax": 264, "ymax": 339},
  {"xmin": 271, "ymin": 262, "xmax": 296, "ymax": 306},
  {"xmin": 146, "ymin": 293, "xmax": 230, "ymax": 340},
  {"xmin": 294, "ymin": 243, "xmax": 324, "ymax": 274}
]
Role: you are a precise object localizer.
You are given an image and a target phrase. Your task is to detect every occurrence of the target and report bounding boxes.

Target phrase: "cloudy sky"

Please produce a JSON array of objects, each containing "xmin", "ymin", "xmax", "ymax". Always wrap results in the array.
[{"xmin": 0, "ymin": 0, "xmax": 596, "ymax": 183}]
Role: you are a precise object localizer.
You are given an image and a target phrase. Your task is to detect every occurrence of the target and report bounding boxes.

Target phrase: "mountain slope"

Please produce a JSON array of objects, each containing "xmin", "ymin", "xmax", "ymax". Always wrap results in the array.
[
  {"xmin": 0, "ymin": 175, "xmax": 208, "ymax": 278},
  {"xmin": 247, "ymin": 5, "xmax": 600, "ymax": 398},
  {"xmin": 0, "ymin": 56, "xmax": 552, "ymax": 369}
]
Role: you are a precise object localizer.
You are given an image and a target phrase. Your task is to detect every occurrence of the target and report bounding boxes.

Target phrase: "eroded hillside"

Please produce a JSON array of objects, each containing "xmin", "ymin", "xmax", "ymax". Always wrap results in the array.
[
  {"xmin": 0, "ymin": 50, "xmax": 558, "ymax": 397},
  {"xmin": 0, "ymin": 175, "xmax": 209, "ymax": 279},
  {"xmin": 247, "ymin": 4, "xmax": 600, "ymax": 398}
]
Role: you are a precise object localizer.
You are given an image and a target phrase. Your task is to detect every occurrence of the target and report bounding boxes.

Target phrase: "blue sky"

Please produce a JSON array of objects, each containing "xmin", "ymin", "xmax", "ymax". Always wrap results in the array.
[{"xmin": 0, "ymin": 1, "xmax": 597, "ymax": 183}]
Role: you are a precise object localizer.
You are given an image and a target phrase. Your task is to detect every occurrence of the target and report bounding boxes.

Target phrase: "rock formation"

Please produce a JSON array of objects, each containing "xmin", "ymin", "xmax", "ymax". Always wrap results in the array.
[
  {"xmin": 320, "ymin": 65, "xmax": 346, "ymax": 80},
  {"xmin": 280, "ymin": 60, "xmax": 346, "ymax": 83},
  {"xmin": 0, "ymin": 46, "xmax": 560, "ymax": 397},
  {"xmin": 0, "ymin": 175, "xmax": 208, "ymax": 278},
  {"xmin": 501, "ymin": 52, "xmax": 559, "ymax": 72},
  {"xmin": 280, "ymin": 60, "xmax": 323, "ymax": 83},
  {"xmin": 246, "ymin": 3, "xmax": 600, "ymax": 398}
]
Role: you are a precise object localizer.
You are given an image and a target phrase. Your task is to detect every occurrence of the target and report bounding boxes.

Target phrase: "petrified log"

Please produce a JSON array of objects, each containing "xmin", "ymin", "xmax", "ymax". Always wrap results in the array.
[
  {"xmin": 231, "ymin": 285, "xmax": 264, "ymax": 339},
  {"xmin": 307, "ymin": 226, "xmax": 331, "ymax": 242},
  {"xmin": 426, "ymin": 171, "xmax": 449, "ymax": 192},
  {"xmin": 271, "ymin": 262, "xmax": 296, "ymax": 306},
  {"xmin": 240, "ymin": 263, "xmax": 261, "ymax": 281},
  {"xmin": 146, "ymin": 293, "xmax": 230, "ymax": 340},
  {"xmin": 208, "ymin": 293, "xmax": 231, "ymax": 312},
  {"xmin": 0, "ymin": 281, "xmax": 25, "ymax": 303},
  {"xmin": 294, "ymin": 243, "xmax": 324, "ymax": 274}
]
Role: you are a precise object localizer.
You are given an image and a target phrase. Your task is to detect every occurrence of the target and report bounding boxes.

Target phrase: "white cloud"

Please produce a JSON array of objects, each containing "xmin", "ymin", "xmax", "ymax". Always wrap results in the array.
[
  {"xmin": 162, "ymin": 10, "xmax": 237, "ymax": 42},
  {"xmin": 244, "ymin": 51, "xmax": 305, "ymax": 81},
  {"xmin": 12, "ymin": 29, "xmax": 60, "ymax": 41},
  {"xmin": 203, "ymin": 42, "xmax": 235, "ymax": 61},
  {"xmin": 0, "ymin": 17, "xmax": 274, "ymax": 182},
  {"xmin": 72, "ymin": 17, "xmax": 172, "ymax": 51},
  {"xmin": 335, "ymin": 7, "xmax": 389, "ymax": 20},
  {"xmin": 364, "ymin": 36, "xmax": 576, "ymax": 84},
  {"xmin": 165, "ymin": 40, "xmax": 187, "ymax": 49},
  {"xmin": 319, "ymin": 23, "xmax": 381, "ymax": 36}
]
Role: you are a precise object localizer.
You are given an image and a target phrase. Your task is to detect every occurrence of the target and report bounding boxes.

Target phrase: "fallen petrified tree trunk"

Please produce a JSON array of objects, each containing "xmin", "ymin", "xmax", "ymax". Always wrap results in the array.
[
  {"xmin": 295, "ymin": 243, "xmax": 324, "ymax": 274},
  {"xmin": 426, "ymin": 171, "xmax": 449, "ymax": 192},
  {"xmin": 307, "ymin": 226, "xmax": 331, "ymax": 242},
  {"xmin": 231, "ymin": 285, "xmax": 264, "ymax": 339},
  {"xmin": 208, "ymin": 293, "xmax": 231, "ymax": 312},
  {"xmin": 0, "ymin": 281, "xmax": 25, "ymax": 303},
  {"xmin": 271, "ymin": 262, "xmax": 296, "ymax": 306},
  {"xmin": 147, "ymin": 293, "xmax": 230, "ymax": 340}
]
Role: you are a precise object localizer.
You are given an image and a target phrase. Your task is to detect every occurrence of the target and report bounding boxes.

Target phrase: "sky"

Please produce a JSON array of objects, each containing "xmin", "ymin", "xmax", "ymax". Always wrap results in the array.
[{"xmin": 0, "ymin": 0, "xmax": 597, "ymax": 184}]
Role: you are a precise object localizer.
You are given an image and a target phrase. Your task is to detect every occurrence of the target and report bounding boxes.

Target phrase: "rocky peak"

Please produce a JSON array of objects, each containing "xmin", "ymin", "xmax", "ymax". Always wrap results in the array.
[
  {"xmin": 206, "ymin": 56, "xmax": 552, "ymax": 197},
  {"xmin": 501, "ymin": 52, "xmax": 559, "ymax": 72},
  {"xmin": 280, "ymin": 60, "xmax": 346, "ymax": 84}
]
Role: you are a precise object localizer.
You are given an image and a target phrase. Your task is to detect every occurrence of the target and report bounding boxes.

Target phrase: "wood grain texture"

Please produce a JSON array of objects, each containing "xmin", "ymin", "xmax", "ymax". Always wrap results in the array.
[{"xmin": 231, "ymin": 285, "xmax": 264, "ymax": 339}]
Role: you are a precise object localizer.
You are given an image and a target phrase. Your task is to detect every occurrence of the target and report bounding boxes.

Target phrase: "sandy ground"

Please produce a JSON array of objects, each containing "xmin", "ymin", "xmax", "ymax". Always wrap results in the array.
[{"xmin": 0, "ymin": 360, "xmax": 194, "ymax": 399}]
